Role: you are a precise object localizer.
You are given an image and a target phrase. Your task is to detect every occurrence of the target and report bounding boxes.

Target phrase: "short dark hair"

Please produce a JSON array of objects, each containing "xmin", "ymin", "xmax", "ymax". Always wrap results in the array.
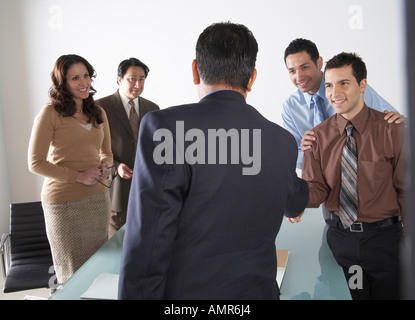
[
  {"xmin": 284, "ymin": 38, "xmax": 320, "ymax": 65},
  {"xmin": 324, "ymin": 52, "xmax": 367, "ymax": 84},
  {"xmin": 195, "ymin": 22, "xmax": 258, "ymax": 91},
  {"xmin": 117, "ymin": 58, "xmax": 150, "ymax": 85}
]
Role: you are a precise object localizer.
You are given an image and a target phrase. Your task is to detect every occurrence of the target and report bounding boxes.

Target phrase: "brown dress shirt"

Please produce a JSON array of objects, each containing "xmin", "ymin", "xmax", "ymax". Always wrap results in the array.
[{"xmin": 302, "ymin": 105, "xmax": 407, "ymax": 223}]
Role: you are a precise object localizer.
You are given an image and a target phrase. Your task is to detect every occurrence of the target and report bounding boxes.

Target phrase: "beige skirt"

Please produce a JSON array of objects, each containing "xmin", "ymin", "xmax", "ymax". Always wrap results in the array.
[{"xmin": 43, "ymin": 191, "xmax": 110, "ymax": 284}]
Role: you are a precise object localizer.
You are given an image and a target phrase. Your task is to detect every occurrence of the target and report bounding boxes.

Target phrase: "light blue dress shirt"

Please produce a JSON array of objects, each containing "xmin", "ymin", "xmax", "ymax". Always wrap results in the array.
[{"xmin": 282, "ymin": 79, "xmax": 396, "ymax": 168}]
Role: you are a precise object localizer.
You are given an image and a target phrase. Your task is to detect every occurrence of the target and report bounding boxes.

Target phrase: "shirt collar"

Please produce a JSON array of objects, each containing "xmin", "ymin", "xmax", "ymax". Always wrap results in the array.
[
  {"xmin": 118, "ymin": 89, "xmax": 138, "ymax": 110},
  {"xmin": 303, "ymin": 78, "xmax": 326, "ymax": 109},
  {"xmin": 336, "ymin": 104, "xmax": 369, "ymax": 136},
  {"xmin": 205, "ymin": 89, "xmax": 227, "ymax": 97}
]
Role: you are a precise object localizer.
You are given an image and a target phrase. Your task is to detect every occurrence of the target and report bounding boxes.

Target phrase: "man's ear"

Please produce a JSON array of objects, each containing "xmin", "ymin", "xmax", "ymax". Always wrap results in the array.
[
  {"xmin": 246, "ymin": 68, "xmax": 257, "ymax": 93},
  {"xmin": 192, "ymin": 59, "xmax": 200, "ymax": 85},
  {"xmin": 316, "ymin": 56, "xmax": 323, "ymax": 70},
  {"xmin": 360, "ymin": 78, "xmax": 367, "ymax": 93}
]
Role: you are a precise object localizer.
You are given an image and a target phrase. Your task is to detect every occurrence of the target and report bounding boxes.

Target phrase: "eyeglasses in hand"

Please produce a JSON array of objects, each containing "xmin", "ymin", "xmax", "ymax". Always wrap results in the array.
[{"xmin": 95, "ymin": 164, "xmax": 118, "ymax": 188}]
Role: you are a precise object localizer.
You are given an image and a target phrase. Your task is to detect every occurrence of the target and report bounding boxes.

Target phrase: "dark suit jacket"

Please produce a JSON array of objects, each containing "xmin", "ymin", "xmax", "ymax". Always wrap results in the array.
[
  {"xmin": 118, "ymin": 90, "xmax": 308, "ymax": 299},
  {"xmin": 96, "ymin": 90, "xmax": 159, "ymax": 213}
]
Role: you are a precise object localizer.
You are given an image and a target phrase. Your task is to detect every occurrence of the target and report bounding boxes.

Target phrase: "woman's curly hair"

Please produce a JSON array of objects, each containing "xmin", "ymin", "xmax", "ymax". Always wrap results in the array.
[{"xmin": 49, "ymin": 54, "xmax": 103, "ymax": 126}]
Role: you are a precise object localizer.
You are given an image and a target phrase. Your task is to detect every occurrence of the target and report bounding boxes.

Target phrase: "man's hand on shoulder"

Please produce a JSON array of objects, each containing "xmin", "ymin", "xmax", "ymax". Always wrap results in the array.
[
  {"xmin": 383, "ymin": 110, "xmax": 406, "ymax": 125},
  {"xmin": 301, "ymin": 130, "xmax": 316, "ymax": 152}
]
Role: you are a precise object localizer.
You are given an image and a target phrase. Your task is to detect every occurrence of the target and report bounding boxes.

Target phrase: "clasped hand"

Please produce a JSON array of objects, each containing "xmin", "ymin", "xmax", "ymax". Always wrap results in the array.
[{"xmin": 76, "ymin": 164, "xmax": 111, "ymax": 185}]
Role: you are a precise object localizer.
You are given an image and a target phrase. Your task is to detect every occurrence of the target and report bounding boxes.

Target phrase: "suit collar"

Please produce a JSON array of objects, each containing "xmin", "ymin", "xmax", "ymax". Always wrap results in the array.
[
  {"xmin": 113, "ymin": 90, "xmax": 135, "ymax": 138},
  {"xmin": 199, "ymin": 90, "xmax": 246, "ymax": 104},
  {"xmin": 113, "ymin": 90, "xmax": 128, "ymax": 115}
]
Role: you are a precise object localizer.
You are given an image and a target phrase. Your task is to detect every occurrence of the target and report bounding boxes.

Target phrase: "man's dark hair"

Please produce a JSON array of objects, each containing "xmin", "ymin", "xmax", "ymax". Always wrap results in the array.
[
  {"xmin": 117, "ymin": 57, "xmax": 150, "ymax": 85},
  {"xmin": 284, "ymin": 38, "xmax": 320, "ymax": 65},
  {"xmin": 324, "ymin": 52, "xmax": 367, "ymax": 84},
  {"xmin": 195, "ymin": 22, "xmax": 258, "ymax": 91}
]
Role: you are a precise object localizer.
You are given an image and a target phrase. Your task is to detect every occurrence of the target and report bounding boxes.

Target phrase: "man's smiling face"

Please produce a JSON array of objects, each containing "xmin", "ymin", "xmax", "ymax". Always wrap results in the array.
[{"xmin": 285, "ymin": 50, "xmax": 323, "ymax": 95}]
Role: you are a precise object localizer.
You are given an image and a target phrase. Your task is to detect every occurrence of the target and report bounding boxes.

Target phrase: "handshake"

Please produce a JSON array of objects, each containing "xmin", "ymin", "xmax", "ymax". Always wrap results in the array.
[{"xmin": 286, "ymin": 211, "xmax": 304, "ymax": 224}]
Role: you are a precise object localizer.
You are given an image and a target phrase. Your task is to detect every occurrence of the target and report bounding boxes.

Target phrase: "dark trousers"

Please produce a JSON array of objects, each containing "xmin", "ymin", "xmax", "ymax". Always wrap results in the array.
[
  {"xmin": 108, "ymin": 210, "xmax": 127, "ymax": 238},
  {"xmin": 326, "ymin": 221, "xmax": 402, "ymax": 300}
]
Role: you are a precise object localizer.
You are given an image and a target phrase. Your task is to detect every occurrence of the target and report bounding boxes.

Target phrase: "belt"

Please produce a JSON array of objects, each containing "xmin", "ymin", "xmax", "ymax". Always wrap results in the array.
[{"xmin": 326, "ymin": 214, "xmax": 401, "ymax": 232}]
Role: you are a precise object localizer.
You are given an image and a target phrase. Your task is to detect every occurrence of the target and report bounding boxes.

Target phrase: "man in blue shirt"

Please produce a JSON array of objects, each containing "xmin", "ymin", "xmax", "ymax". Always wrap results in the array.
[{"xmin": 282, "ymin": 38, "xmax": 404, "ymax": 169}]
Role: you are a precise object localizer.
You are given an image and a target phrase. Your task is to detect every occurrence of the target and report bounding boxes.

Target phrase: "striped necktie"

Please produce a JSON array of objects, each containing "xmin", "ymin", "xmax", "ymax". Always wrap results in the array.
[
  {"xmin": 339, "ymin": 123, "xmax": 358, "ymax": 228},
  {"xmin": 129, "ymin": 100, "xmax": 139, "ymax": 144},
  {"xmin": 312, "ymin": 95, "xmax": 325, "ymax": 127}
]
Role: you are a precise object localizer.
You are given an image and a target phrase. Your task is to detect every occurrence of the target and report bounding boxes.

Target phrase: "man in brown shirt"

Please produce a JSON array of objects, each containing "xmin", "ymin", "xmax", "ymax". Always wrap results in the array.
[{"xmin": 301, "ymin": 52, "xmax": 407, "ymax": 299}]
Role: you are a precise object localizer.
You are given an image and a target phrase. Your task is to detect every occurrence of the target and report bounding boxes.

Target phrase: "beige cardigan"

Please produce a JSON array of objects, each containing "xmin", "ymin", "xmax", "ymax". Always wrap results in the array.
[{"xmin": 28, "ymin": 104, "xmax": 113, "ymax": 204}]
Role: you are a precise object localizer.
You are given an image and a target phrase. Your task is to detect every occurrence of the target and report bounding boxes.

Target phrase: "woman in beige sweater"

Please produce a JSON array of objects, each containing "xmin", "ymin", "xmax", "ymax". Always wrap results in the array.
[{"xmin": 28, "ymin": 54, "xmax": 113, "ymax": 285}]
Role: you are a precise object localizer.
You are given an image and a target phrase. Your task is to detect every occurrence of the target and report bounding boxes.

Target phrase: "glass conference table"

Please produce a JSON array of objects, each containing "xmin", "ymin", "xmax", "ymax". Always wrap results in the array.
[{"xmin": 50, "ymin": 206, "xmax": 351, "ymax": 300}]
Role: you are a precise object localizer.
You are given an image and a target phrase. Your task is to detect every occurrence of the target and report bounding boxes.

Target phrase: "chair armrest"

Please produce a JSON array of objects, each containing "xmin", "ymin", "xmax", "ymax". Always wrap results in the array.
[
  {"xmin": 0, "ymin": 233, "xmax": 9, "ymax": 252},
  {"xmin": 1, "ymin": 233, "xmax": 10, "ymax": 278}
]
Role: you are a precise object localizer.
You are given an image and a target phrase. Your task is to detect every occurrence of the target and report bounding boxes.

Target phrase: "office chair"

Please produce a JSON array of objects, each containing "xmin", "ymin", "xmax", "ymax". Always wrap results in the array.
[{"xmin": 0, "ymin": 201, "xmax": 55, "ymax": 293}]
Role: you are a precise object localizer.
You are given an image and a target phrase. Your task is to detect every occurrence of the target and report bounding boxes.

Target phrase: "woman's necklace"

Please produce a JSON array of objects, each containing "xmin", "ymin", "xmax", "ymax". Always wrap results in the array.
[{"xmin": 73, "ymin": 107, "xmax": 88, "ymax": 124}]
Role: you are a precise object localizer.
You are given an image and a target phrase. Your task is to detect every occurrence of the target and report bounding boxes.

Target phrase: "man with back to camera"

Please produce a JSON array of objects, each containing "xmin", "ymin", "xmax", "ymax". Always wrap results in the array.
[
  {"xmin": 297, "ymin": 52, "xmax": 407, "ymax": 299},
  {"xmin": 96, "ymin": 58, "xmax": 159, "ymax": 238},
  {"xmin": 118, "ymin": 22, "xmax": 309, "ymax": 300}
]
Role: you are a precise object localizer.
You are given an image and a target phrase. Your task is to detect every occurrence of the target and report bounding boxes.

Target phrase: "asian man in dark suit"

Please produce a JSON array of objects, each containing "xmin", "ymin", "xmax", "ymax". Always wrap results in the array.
[
  {"xmin": 118, "ymin": 22, "xmax": 309, "ymax": 300},
  {"xmin": 96, "ymin": 58, "xmax": 159, "ymax": 238}
]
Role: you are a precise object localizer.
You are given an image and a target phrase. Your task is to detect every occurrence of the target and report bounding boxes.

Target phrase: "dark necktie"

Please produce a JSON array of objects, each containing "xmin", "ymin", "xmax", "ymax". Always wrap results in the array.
[
  {"xmin": 129, "ymin": 100, "xmax": 139, "ymax": 144},
  {"xmin": 312, "ymin": 95, "xmax": 325, "ymax": 127},
  {"xmin": 339, "ymin": 123, "xmax": 358, "ymax": 228}
]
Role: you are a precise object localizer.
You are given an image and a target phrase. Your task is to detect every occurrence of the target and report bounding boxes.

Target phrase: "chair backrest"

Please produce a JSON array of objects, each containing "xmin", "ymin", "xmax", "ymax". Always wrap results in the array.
[
  {"xmin": 2, "ymin": 201, "xmax": 55, "ymax": 293},
  {"xmin": 9, "ymin": 201, "xmax": 52, "ymax": 261}
]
